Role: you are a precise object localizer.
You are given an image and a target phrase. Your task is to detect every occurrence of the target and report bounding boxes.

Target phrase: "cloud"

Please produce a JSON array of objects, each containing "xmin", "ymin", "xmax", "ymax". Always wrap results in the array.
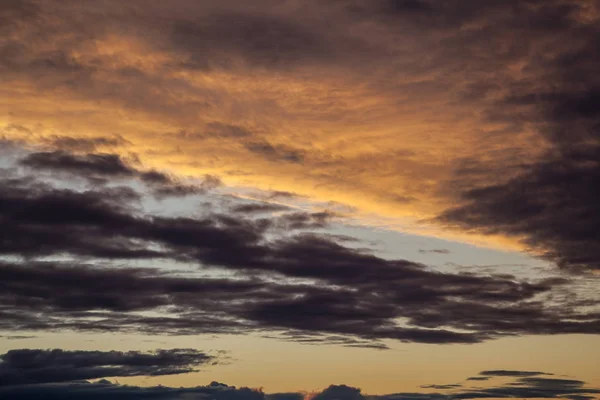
[
  {"xmin": 0, "ymin": 336, "xmax": 36, "ymax": 340},
  {"xmin": 0, "ymin": 380, "xmax": 265, "ymax": 400},
  {"xmin": 0, "ymin": 348, "xmax": 218, "ymax": 386},
  {"xmin": 428, "ymin": 0, "xmax": 600, "ymax": 271},
  {"xmin": 204, "ymin": 123, "xmax": 254, "ymax": 139},
  {"xmin": 1, "ymin": 0, "xmax": 599, "ymax": 276},
  {"xmin": 169, "ymin": 11, "xmax": 333, "ymax": 70},
  {"xmin": 21, "ymin": 151, "xmax": 135, "ymax": 178},
  {"xmin": 418, "ymin": 249, "xmax": 451, "ymax": 255},
  {"xmin": 419, "ymin": 385, "xmax": 461, "ymax": 390},
  {"xmin": 312, "ymin": 385, "xmax": 364, "ymax": 400},
  {"xmin": 19, "ymin": 150, "xmax": 218, "ymax": 197},
  {"xmin": 1, "ymin": 153, "xmax": 599, "ymax": 346},
  {"xmin": 479, "ymin": 370, "xmax": 551, "ymax": 377},
  {"xmin": 231, "ymin": 203, "xmax": 292, "ymax": 214},
  {"xmin": 436, "ymin": 144, "xmax": 600, "ymax": 271},
  {"xmin": 376, "ymin": 374, "xmax": 600, "ymax": 400},
  {"xmin": 0, "ymin": 374, "xmax": 598, "ymax": 400},
  {"xmin": 44, "ymin": 136, "xmax": 130, "ymax": 152},
  {"xmin": 244, "ymin": 141, "xmax": 305, "ymax": 164}
]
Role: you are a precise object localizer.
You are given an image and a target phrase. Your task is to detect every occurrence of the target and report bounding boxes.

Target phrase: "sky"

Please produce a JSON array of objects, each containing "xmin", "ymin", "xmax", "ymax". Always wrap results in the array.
[{"xmin": 0, "ymin": 0, "xmax": 599, "ymax": 399}]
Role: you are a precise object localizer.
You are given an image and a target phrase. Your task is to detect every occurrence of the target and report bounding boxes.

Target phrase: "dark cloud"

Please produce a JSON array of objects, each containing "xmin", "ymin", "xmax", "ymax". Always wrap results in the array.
[
  {"xmin": 480, "ymin": 370, "xmax": 551, "ymax": 377},
  {"xmin": 419, "ymin": 385, "xmax": 461, "ymax": 390},
  {"xmin": 263, "ymin": 332, "xmax": 390, "ymax": 350},
  {"xmin": 385, "ymin": 0, "xmax": 434, "ymax": 14},
  {"xmin": 2, "ymin": 150, "xmax": 600, "ymax": 346},
  {"xmin": 19, "ymin": 150, "xmax": 217, "ymax": 197},
  {"xmin": 267, "ymin": 393, "xmax": 304, "ymax": 400},
  {"xmin": 418, "ymin": 249, "xmax": 450, "ymax": 255},
  {"xmin": 266, "ymin": 191, "xmax": 303, "ymax": 200},
  {"xmin": 465, "ymin": 377, "xmax": 489, "ymax": 381},
  {"xmin": 44, "ymin": 136, "xmax": 130, "ymax": 152},
  {"xmin": 231, "ymin": 203, "xmax": 292, "ymax": 214},
  {"xmin": 0, "ymin": 348, "xmax": 217, "ymax": 386},
  {"xmin": 244, "ymin": 141, "xmax": 305, "ymax": 164},
  {"xmin": 0, "ymin": 380, "xmax": 264, "ymax": 400},
  {"xmin": 0, "ymin": 336, "xmax": 36, "ymax": 340},
  {"xmin": 0, "ymin": 367, "xmax": 598, "ymax": 400},
  {"xmin": 375, "ymin": 374, "xmax": 600, "ymax": 400},
  {"xmin": 0, "ymin": 0, "xmax": 599, "ymax": 364},
  {"xmin": 515, "ymin": 377, "xmax": 586, "ymax": 389},
  {"xmin": 170, "ymin": 12, "xmax": 331, "ymax": 70},
  {"xmin": 446, "ymin": 377, "xmax": 600, "ymax": 400},
  {"xmin": 205, "ymin": 123, "xmax": 254, "ymax": 139},
  {"xmin": 313, "ymin": 385, "xmax": 364, "ymax": 400},
  {"xmin": 0, "ymin": 0, "xmax": 39, "ymax": 31},
  {"xmin": 430, "ymin": 0, "xmax": 600, "ymax": 272},
  {"xmin": 436, "ymin": 144, "xmax": 600, "ymax": 271},
  {"xmin": 21, "ymin": 151, "xmax": 134, "ymax": 178},
  {"xmin": 274, "ymin": 212, "xmax": 336, "ymax": 230}
]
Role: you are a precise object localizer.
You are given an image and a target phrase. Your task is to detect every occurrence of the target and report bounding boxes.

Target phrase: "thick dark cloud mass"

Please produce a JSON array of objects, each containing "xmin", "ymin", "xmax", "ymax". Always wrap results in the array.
[
  {"xmin": 437, "ymin": 144, "xmax": 600, "ymax": 271},
  {"xmin": 1, "ymin": 150, "xmax": 598, "ymax": 345},
  {"xmin": 428, "ymin": 0, "xmax": 600, "ymax": 272},
  {"xmin": 21, "ymin": 151, "xmax": 134, "ymax": 178},
  {"xmin": 1, "ymin": 376, "xmax": 598, "ymax": 400},
  {"xmin": 0, "ymin": 348, "xmax": 217, "ymax": 386}
]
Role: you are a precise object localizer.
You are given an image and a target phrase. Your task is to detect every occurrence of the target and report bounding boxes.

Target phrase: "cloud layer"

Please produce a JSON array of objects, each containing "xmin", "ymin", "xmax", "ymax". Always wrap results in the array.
[
  {"xmin": 0, "ymin": 348, "xmax": 218, "ymax": 386},
  {"xmin": 0, "ymin": 364, "xmax": 598, "ymax": 400},
  {"xmin": 1, "ymin": 0, "xmax": 599, "ymax": 271},
  {"xmin": 0, "ymin": 148, "xmax": 599, "ymax": 348}
]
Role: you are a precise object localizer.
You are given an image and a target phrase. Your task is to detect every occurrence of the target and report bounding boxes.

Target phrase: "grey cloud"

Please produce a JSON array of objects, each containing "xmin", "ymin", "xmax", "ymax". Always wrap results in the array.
[
  {"xmin": 232, "ymin": 203, "xmax": 292, "ymax": 214},
  {"xmin": 480, "ymin": 370, "xmax": 551, "ymax": 377},
  {"xmin": 0, "ymin": 364, "xmax": 598, "ymax": 400},
  {"xmin": 20, "ymin": 150, "xmax": 218, "ymax": 198},
  {"xmin": 45, "ymin": 136, "xmax": 130, "ymax": 152},
  {"xmin": 205, "ymin": 123, "xmax": 254, "ymax": 138},
  {"xmin": 170, "ymin": 11, "xmax": 331, "ymax": 70},
  {"xmin": 2, "ymin": 159, "xmax": 597, "ymax": 345},
  {"xmin": 418, "ymin": 249, "xmax": 450, "ymax": 255},
  {"xmin": 0, "ymin": 348, "xmax": 218, "ymax": 386},
  {"xmin": 419, "ymin": 385, "xmax": 461, "ymax": 390},
  {"xmin": 244, "ymin": 141, "xmax": 306, "ymax": 164},
  {"xmin": 0, "ymin": 380, "xmax": 264, "ymax": 400},
  {"xmin": 429, "ymin": 0, "xmax": 600, "ymax": 272}
]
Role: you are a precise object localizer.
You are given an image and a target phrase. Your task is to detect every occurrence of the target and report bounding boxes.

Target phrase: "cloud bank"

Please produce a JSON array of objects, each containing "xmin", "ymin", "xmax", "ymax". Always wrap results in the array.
[
  {"xmin": 0, "ymin": 147, "xmax": 598, "ymax": 348},
  {"xmin": 0, "ymin": 363, "xmax": 598, "ymax": 400},
  {"xmin": 1, "ymin": 0, "xmax": 599, "ymax": 271}
]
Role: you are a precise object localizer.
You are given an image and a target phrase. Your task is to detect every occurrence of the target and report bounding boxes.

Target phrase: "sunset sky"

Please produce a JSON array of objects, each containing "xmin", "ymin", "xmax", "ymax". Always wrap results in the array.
[{"xmin": 1, "ymin": 0, "xmax": 599, "ymax": 399}]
